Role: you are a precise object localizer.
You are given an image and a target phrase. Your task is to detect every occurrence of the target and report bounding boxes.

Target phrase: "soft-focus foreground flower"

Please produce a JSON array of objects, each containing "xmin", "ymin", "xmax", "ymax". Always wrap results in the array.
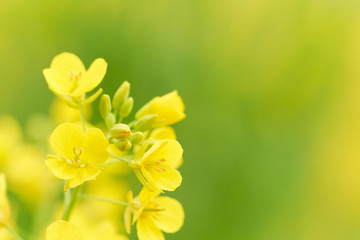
[
  {"xmin": 0, "ymin": 174, "xmax": 10, "ymax": 226},
  {"xmin": 46, "ymin": 220, "xmax": 83, "ymax": 240},
  {"xmin": 135, "ymin": 90, "xmax": 185, "ymax": 126},
  {"xmin": 43, "ymin": 52, "xmax": 107, "ymax": 98},
  {"xmin": 131, "ymin": 139, "xmax": 183, "ymax": 191},
  {"xmin": 125, "ymin": 188, "xmax": 184, "ymax": 240},
  {"xmin": 45, "ymin": 123, "xmax": 109, "ymax": 191}
]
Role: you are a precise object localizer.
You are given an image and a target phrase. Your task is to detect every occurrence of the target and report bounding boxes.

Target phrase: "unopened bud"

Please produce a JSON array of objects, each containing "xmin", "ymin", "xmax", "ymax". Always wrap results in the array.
[
  {"xmin": 99, "ymin": 94, "xmax": 111, "ymax": 119},
  {"xmin": 134, "ymin": 114, "xmax": 158, "ymax": 131},
  {"xmin": 120, "ymin": 97, "xmax": 133, "ymax": 118},
  {"xmin": 131, "ymin": 132, "xmax": 145, "ymax": 145},
  {"xmin": 110, "ymin": 124, "xmax": 132, "ymax": 139},
  {"xmin": 106, "ymin": 113, "xmax": 116, "ymax": 129},
  {"xmin": 113, "ymin": 81, "xmax": 130, "ymax": 110},
  {"xmin": 115, "ymin": 139, "xmax": 132, "ymax": 152}
]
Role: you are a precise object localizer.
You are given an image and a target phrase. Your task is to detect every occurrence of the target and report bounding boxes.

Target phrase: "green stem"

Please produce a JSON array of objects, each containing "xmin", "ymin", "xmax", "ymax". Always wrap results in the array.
[
  {"xmin": 4, "ymin": 225, "xmax": 23, "ymax": 240},
  {"xmin": 79, "ymin": 193, "xmax": 128, "ymax": 206},
  {"xmin": 79, "ymin": 105, "xmax": 86, "ymax": 131},
  {"xmin": 110, "ymin": 154, "xmax": 131, "ymax": 163},
  {"xmin": 62, "ymin": 186, "xmax": 81, "ymax": 221}
]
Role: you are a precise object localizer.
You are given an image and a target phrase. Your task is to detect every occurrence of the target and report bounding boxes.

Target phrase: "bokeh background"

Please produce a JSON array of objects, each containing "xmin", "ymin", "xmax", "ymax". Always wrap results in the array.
[{"xmin": 1, "ymin": 0, "xmax": 360, "ymax": 239}]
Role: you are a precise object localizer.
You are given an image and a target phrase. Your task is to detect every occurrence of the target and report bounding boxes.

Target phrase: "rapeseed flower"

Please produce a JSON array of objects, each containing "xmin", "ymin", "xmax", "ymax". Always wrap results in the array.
[
  {"xmin": 135, "ymin": 91, "xmax": 185, "ymax": 126},
  {"xmin": 124, "ymin": 188, "xmax": 184, "ymax": 240},
  {"xmin": 45, "ymin": 123, "xmax": 109, "ymax": 191},
  {"xmin": 131, "ymin": 139, "xmax": 183, "ymax": 191},
  {"xmin": 43, "ymin": 52, "xmax": 107, "ymax": 98}
]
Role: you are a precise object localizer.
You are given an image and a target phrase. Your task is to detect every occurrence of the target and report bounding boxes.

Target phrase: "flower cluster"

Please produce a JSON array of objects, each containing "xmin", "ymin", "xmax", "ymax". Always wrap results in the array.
[{"xmin": 0, "ymin": 52, "xmax": 186, "ymax": 240}]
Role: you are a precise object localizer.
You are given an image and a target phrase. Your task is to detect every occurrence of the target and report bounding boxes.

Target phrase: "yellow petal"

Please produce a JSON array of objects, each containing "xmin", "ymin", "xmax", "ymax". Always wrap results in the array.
[
  {"xmin": 50, "ymin": 123, "xmax": 84, "ymax": 160},
  {"xmin": 136, "ymin": 91, "xmax": 185, "ymax": 126},
  {"xmin": 65, "ymin": 166, "xmax": 101, "ymax": 190},
  {"xmin": 72, "ymin": 58, "xmax": 107, "ymax": 96},
  {"xmin": 153, "ymin": 197, "xmax": 184, "ymax": 233},
  {"xmin": 132, "ymin": 188, "xmax": 161, "ymax": 224},
  {"xmin": 150, "ymin": 127, "xmax": 176, "ymax": 140},
  {"xmin": 50, "ymin": 52, "xmax": 85, "ymax": 80},
  {"xmin": 46, "ymin": 220, "xmax": 83, "ymax": 240},
  {"xmin": 136, "ymin": 215, "xmax": 164, "ymax": 240},
  {"xmin": 81, "ymin": 127, "xmax": 109, "ymax": 166},
  {"xmin": 45, "ymin": 159, "xmax": 76, "ymax": 180},
  {"xmin": 141, "ymin": 140, "xmax": 183, "ymax": 168},
  {"xmin": 142, "ymin": 166, "xmax": 182, "ymax": 191},
  {"xmin": 43, "ymin": 69, "xmax": 73, "ymax": 95}
]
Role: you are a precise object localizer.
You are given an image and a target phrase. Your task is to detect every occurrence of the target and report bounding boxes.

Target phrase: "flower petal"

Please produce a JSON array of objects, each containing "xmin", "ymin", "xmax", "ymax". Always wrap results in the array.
[
  {"xmin": 45, "ymin": 159, "xmax": 76, "ymax": 180},
  {"xmin": 141, "ymin": 140, "xmax": 183, "ymax": 168},
  {"xmin": 50, "ymin": 52, "xmax": 85, "ymax": 80},
  {"xmin": 81, "ymin": 127, "xmax": 109, "ymax": 166},
  {"xmin": 65, "ymin": 166, "xmax": 101, "ymax": 190},
  {"xmin": 50, "ymin": 123, "xmax": 84, "ymax": 160},
  {"xmin": 46, "ymin": 220, "xmax": 83, "ymax": 240},
  {"xmin": 136, "ymin": 215, "xmax": 164, "ymax": 240},
  {"xmin": 150, "ymin": 127, "xmax": 176, "ymax": 140},
  {"xmin": 142, "ymin": 165, "xmax": 182, "ymax": 191},
  {"xmin": 43, "ymin": 69, "xmax": 73, "ymax": 95},
  {"xmin": 72, "ymin": 58, "xmax": 107, "ymax": 96},
  {"xmin": 153, "ymin": 197, "xmax": 184, "ymax": 233}
]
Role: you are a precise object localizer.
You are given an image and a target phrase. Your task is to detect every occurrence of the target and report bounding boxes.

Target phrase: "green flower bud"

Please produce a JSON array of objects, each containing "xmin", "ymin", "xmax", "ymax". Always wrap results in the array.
[
  {"xmin": 110, "ymin": 123, "xmax": 132, "ymax": 139},
  {"xmin": 106, "ymin": 113, "xmax": 116, "ymax": 129},
  {"xmin": 113, "ymin": 81, "xmax": 130, "ymax": 110},
  {"xmin": 120, "ymin": 97, "xmax": 134, "ymax": 118},
  {"xmin": 115, "ymin": 139, "xmax": 132, "ymax": 152},
  {"xmin": 134, "ymin": 114, "xmax": 158, "ymax": 132},
  {"xmin": 131, "ymin": 132, "xmax": 145, "ymax": 145},
  {"xmin": 99, "ymin": 94, "xmax": 111, "ymax": 119}
]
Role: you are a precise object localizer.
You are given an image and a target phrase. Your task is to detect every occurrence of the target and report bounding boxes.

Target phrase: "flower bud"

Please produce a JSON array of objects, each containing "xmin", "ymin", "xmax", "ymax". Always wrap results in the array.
[
  {"xmin": 131, "ymin": 132, "xmax": 145, "ymax": 145},
  {"xmin": 113, "ymin": 81, "xmax": 130, "ymax": 110},
  {"xmin": 120, "ymin": 97, "xmax": 134, "ymax": 118},
  {"xmin": 110, "ymin": 124, "xmax": 132, "ymax": 139},
  {"xmin": 115, "ymin": 139, "xmax": 132, "ymax": 152},
  {"xmin": 134, "ymin": 114, "xmax": 158, "ymax": 131},
  {"xmin": 99, "ymin": 94, "xmax": 111, "ymax": 119}
]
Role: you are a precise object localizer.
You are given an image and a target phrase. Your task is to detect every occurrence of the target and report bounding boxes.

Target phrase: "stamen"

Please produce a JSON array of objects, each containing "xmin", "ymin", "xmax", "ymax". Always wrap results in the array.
[
  {"xmin": 155, "ymin": 159, "xmax": 166, "ymax": 164},
  {"xmin": 155, "ymin": 167, "xmax": 167, "ymax": 172}
]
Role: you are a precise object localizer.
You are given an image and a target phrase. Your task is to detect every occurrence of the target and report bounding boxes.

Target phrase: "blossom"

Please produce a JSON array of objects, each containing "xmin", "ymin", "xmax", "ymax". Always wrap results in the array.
[
  {"xmin": 131, "ymin": 139, "xmax": 183, "ymax": 191},
  {"xmin": 45, "ymin": 123, "xmax": 109, "ymax": 191},
  {"xmin": 135, "ymin": 91, "xmax": 185, "ymax": 126},
  {"xmin": 124, "ymin": 188, "xmax": 184, "ymax": 240},
  {"xmin": 46, "ymin": 220, "xmax": 83, "ymax": 240},
  {"xmin": 43, "ymin": 52, "xmax": 107, "ymax": 97},
  {"xmin": 0, "ymin": 174, "xmax": 10, "ymax": 226}
]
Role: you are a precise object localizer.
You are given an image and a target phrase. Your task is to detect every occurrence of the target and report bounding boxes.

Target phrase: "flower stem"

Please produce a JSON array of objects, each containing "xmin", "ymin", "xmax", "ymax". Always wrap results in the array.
[
  {"xmin": 79, "ymin": 193, "xmax": 128, "ymax": 206},
  {"xmin": 4, "ymin": 225, "xmax": 23, "ymax": 240},
  {"xmin": 110, "ymin": 154, "xmax": 131, "ymax": 163},
  {"xmin": 62, "ymin": 186, "xmax": 81, "ymax": 221},
  {"xmin": 79, "ymin": 105, "xmax": 86, "ymax": 131}
]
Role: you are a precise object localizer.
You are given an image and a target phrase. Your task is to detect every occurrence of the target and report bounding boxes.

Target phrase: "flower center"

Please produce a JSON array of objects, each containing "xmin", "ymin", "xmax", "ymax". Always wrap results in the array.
[
  {"xmin": 64, "ymin": 146, "xmax": 89, "ymax": 168},
  {"xmin": 143, "ymin": 158, "xmax": 167, "ymax": 172}
]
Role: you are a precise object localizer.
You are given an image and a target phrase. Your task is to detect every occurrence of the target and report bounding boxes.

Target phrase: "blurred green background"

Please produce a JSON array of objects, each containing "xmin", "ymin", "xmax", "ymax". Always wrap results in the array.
[{"xmin": 2, "ymin": 0, "xmax": 360, "ymax": 239}]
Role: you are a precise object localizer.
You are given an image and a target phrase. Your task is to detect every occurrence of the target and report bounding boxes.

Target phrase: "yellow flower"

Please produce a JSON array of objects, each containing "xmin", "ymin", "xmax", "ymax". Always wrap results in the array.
[
  {"xmin": 124, "ymin": 188, "xmax": 184, "ymax": 240},
  {"xmin": 135, "ymin": 91, "xmax": 185, "ymax": 126},
  {"xmin": 46, "ymin": 220, "xmax": 83, "ymax": 240},
  {"xmin": 45, "ymin": 123, "xmax": 109, "ymax": 191},
  {"xmin": 0, "ymin": 116, "xmax": 22, "ymax": 168},
  {"xmin": 131, "ymin": 139, "xmax": 183, "ymax": 191},
  {"xmin": 0, "ymin": 174, "xmax": 10, "ymax": 226},
  {"xmin": 43, "ymin": 52, "xmax": 107, "ymax": 97}
]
